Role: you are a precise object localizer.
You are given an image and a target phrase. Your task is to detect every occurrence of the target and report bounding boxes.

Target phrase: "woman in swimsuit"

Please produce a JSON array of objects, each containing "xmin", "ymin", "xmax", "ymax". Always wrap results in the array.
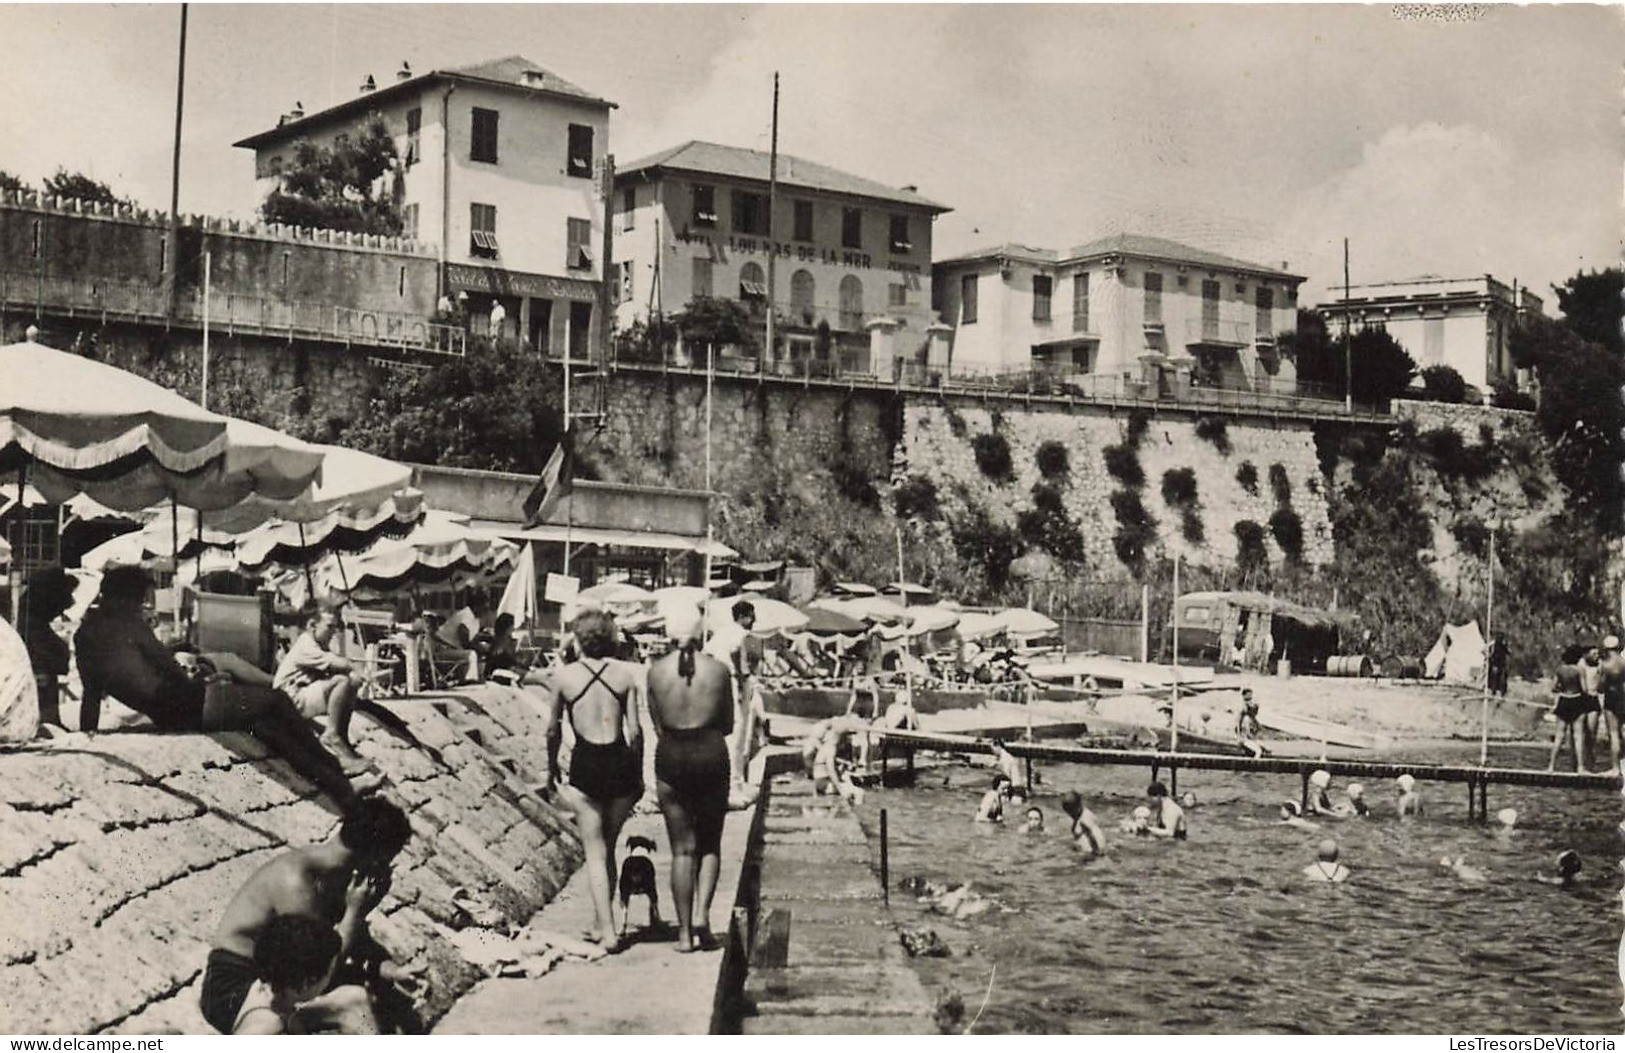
[
  {"xmin": 546, "ymin": 609, "xmax": 645, "ymax": 951},
  {"xmin": 646, "ymin": 604, "xmax": 734, "ymax": 953}
]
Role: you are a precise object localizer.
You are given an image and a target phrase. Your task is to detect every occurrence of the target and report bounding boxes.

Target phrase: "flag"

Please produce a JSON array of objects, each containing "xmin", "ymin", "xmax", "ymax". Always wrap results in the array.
[{"xmin": 523, "ymin": 428, "xmax": 574, "ymax": 526}]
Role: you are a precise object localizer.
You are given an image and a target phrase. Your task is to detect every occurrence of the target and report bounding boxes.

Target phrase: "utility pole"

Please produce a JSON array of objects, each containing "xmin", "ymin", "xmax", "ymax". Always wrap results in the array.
[
  {"xmin": 1342, "ymin": 238, "xmax": 1352, "ymax": 413},
  {"xmin": 765, "ymin": 72, "xmax": 780, "ymax": 367},
  {"xmin": 164, "ymin": 4, "xmax": 188, "ymax": 318},
  {"xmin": 598, "ymin": 153, "xmax": 616, "ymax": 380},
  {"xmin": 200, "ymin": 250, "xmax": 210, "ymax": 408}
]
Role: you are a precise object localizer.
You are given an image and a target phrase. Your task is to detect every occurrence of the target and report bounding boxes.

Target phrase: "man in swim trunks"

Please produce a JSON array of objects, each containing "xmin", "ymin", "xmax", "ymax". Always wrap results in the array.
[
  {"xmin": 1596, "ymin": 635, "xmax": 1624, "ymax": 776},
  {"xmin": 202, "ymin": 798, "xmax": 414, "ymax": 1034},
  {"xmin": 1302, "ymin": 839, "xmax": 1351, "ymax": 883},
  {"xmin": 1547, "ymin": 645, "xmax": 1592, "ymax": 772},
  {"xmin": 230, "ymin": 914, "xmax": 359, "ymax": 1034},
  {"xmin": 1235, "ymin": 689, "xmax": 1263, "ymax": 757},
  {"xmin": 1059, "ymin": 791, "xmax": 1106, "ymax": 855},
  {"xmin": 273, "ymin": 607, "xmax": 364, "ymax": 767},
  {"xmin": 1145, "ymin": 781, "xmax": 1187, "ymax": 839},
  {"xmin": 648, "ymin": 605, "xmax": 734, "ymax": 953}
]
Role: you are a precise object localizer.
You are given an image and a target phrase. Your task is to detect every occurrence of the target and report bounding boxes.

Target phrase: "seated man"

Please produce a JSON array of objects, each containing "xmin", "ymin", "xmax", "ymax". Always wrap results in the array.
[
  {"xmin": 203, "ymin": 798, "xmax": 416, "ymax": 1034},
  {"xmin": 273, "ymin": 607, "xmax": 365, "ymax": 769},
  {"xmin": 75, "ymin": 565, "xmax": 372, "ymax": 806},
  {"xmin": 432, "ymin": 593, "xmax": 486, "ymax": 682},
  {"xmin": 231, "ymin": 914, "xmax": 360, "ymax": 1034},
  {"xmin": 482, "ymin": 613, "xmax": 521, "ymax": 679}
]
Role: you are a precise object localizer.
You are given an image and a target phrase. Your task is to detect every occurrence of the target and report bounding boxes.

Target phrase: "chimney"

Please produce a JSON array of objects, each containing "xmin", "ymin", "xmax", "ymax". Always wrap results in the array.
[
  {"xmin": 901, "ymin": 184, "xmax": 918, "ymax": 193},
  {"xmin": 521, "ymin": 69, "xmax": 546, "ymax": 88},
  {"xmin": 359, "ymin": 74, "xmax": 376, "ymax": 94},
  {"xmin": 289, "ymin": 100, "xmax": 305, "ymax": 120},
  {"xmin": 397, "ymin": 61, "xmax": 412, "ymax": 82}
]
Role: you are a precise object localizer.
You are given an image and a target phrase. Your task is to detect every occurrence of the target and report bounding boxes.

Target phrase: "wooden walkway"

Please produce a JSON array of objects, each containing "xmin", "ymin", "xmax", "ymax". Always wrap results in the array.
[{"xmin": 868, "ymin": 728, "xmax": 1621, "ymax": 820}]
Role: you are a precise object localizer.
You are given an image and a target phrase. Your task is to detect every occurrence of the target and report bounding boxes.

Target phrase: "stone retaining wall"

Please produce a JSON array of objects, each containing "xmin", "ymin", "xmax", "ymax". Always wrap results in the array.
[{"xmin": 0, "ymin": 686, "xmax": 581, "ymax": 1034}]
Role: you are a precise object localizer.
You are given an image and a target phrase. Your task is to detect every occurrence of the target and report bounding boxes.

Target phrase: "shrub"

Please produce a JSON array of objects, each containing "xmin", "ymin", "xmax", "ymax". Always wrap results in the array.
[
  {"xmin": 989, "ymin": 407, "xmax": 1007, "ymax": 433},
  {"xmin": 893, "ymin": 474, "xmax": 941, "ymax": 521},
  {"xmin": 1490, "ymin": 379, "xmax": 1537, "ymax": 412},
  {"xmin": 1110, "ymin": 490, "xmax": 1158, "ymax": 576},
  {"xmin": 1268, "ymin": 508, "xmax": 1304, "ymax": 561},
  {"xmin": 944, "ymin": 404, "xmax": 968, "ymax": 438},
  {"xmin": 949, "ymin": 505, "xmax": 1026, "ymax": 592},
  {"xmin": 1161, "ymin": 467, "xmax": 1199, "ymax": 509},
  {"xmin": 1451, "ymin": 516, "xmax": 1491, "ymax": 560},
  {"xmin": 1125, "ymin": 411, "xmax": 1151, "ymax": 449},
  {"xmin": 1035, "ymin": 440, "xmax": 1070, "ymax": 481},
  {"xmin": 1017, "ymin": 485, "xmax": 1087, "ymax": 564},
  {"xmin": 1419, "ymin": 365, "xmax": 1469, "ymax": 405},
  {"xmin": 830, "ymin": 459, "xmax": 878, "ymax": 508},
  {"xmin": 1103, "ymin": 444, "xmax": 1144, "ymax": 488},
  {"xmin": 1193, "ymin": 416, "xmax": 1232, "ymax": 456},
  {"xmin": 1234, "ymin": 520, "xmax": 1268, "ymax": 574},
  {"xmin": 971, "ymin": 432, "xmax": 1014, "ymax": 483},
  {"xmin": 1180, "ymin": 510, "xmax": 1206, "ymax": 546},
  {"xmin": 1268, "ymin": 463, "xmax": 1291, "ymax": 505},
  {"xmin": 1236, "ymin": 461, "xmax": 1259, "ymax": 496}
]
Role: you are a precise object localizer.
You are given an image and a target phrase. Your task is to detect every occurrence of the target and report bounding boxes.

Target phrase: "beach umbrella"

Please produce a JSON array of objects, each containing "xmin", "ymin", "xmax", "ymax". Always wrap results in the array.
[
  {"xmin": 207, "ymin": 444, "xmax": 418, "ymax": 537},
  {"xmin": 831, "ymin": 581, "xmax": 878, "ymax": 597},
  {"xmin": 0, "ymin": 339, "xmax": 229, "ymax": 506},
  {"xmin": 577, "ymin": 581, "xmax": 656, "ymax": 608},
  {"xmin": 996, "ymin": 607, "xmax": 1059, "ymax": 636},
  {"xmin": 303, "ymin": 510, "xmax": 517, "ymax": 600},
  {"xmin": 956, "ymin": 611, "xmax": 1003, "ymax": 641},
  {"xmin": 798, "ymin": 607, "xmax": 868, "ymax": 635},
  {"xmin": 79, "ymin": 506, "xmax": 236, "ymax": 570},
  {"xmin": 835, "ymin": 595, "xmax": 909, "ymax": 624},
  {"xmin": 881, "ymin": 581, "xmax": 937, "ymax": 606},
  {"xmin": 652, "ymin": 585, "xmax": 710, "ymax": 608},
  {"xmin": 707, "ymin": 595, "xmax": 807, "ymax": 635},
  {"xmin": 905, "ymin": 604, "xmax": 961, "ymax": 635},
  {"xmin": 497, "ymin": 544, "xmax": 538, "ymax": 628}
]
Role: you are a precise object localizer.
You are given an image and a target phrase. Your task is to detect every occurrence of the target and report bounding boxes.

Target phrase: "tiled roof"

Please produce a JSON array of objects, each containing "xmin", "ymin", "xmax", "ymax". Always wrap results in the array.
[
  {"xmin": 618, "ymin": 141, "xmax": 950, "ymax": 213},
  {"xmin": 235, "ymin": 54, "xmax": 611, "ymax": 150},
  {"xmin": 1065, "ymin": 233, "xmax": 1301, "ymax": 280},
  {"xmin": 934, "ymin": 243, "xmax": 1058, "ymax": 267}
]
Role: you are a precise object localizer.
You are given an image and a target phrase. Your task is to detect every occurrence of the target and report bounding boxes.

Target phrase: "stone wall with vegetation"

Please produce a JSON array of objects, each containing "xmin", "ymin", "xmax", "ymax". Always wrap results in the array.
[{"xmin": 0, "ymin": 687, "xmax": 581, "ymax": 1035}]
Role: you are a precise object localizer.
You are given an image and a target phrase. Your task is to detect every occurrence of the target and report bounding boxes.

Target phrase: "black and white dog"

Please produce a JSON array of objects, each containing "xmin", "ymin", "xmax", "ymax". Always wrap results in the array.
[{"xmin": 617, "ymin": 835, "xmax": 662, "ymax": 937}]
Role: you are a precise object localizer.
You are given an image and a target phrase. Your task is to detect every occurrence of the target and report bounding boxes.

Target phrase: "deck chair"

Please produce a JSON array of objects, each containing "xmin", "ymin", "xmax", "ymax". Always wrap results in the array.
[
  {"xmin": 192, "ymin": 590, "xmax": 275, "ymax": 672},
  {"xmin": 342, "ymin": 605, "xmax": 406, "ymax": 699}
]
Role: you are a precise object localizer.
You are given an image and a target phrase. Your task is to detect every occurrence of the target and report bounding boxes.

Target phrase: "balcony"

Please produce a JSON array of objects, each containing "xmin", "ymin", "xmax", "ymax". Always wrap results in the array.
[{"xmin": 1183, "ymin": 319, "xmax": 1252, "ymax": 348}]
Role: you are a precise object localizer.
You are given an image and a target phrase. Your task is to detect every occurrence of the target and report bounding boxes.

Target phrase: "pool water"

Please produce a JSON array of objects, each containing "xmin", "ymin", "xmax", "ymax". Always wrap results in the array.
[{"xmin": 855, "ymin": 752, "xmax": 1623, "ymax": 1034}]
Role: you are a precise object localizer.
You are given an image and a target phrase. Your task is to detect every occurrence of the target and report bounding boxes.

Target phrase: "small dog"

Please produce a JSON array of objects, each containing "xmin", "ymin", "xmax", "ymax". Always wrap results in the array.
[{"xmin": 617, "ymin": 835, "xmax": 662, "ymax": 937}]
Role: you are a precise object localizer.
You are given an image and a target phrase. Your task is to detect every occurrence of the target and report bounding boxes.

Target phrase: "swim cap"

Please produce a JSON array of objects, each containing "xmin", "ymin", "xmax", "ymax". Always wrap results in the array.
[
  {"xmin": 1496, "ymin": 807, "xmax": 1517, "ymax": 828},
  {"xmin": 664, "ymin": 603, "xmax": 703, "ymax": 642},
  {"xmin": 1310, "ymin": 770, "xmax": 1331, "ymax": 789},
  {"xmin": 1133, "ymin": 806, "xmax": 1151, "ymax": 820},
  {"xmin": 1397, "ymin": 774, "xmax": 1416, "ymax": 792},
  {"xmin": 1557, "ymin": 850, "xmax": 1581, "ymax": 874},
  {"xmin": 1347, "ymin": 784, "xmax": 1365, "ymax": 799},
  {"xmin": 1606, "ymin": 635, "xmax": 1621, "ymax": 651},
  {"xmin": 1317, "ymin": 839, "xmax": 1339, "ymax": 862}
]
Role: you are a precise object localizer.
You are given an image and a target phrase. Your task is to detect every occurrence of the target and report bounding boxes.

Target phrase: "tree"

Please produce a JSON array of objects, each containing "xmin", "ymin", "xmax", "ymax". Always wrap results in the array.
[
  {"xmin": 1551, "ymin": 268, "xmax": 1623, "ymax": 356},
  {"xmin": 0, "ymin": 171, "xmax": 27, "ymax": 194},
  {"xmin": 674, "ymin": 297, "xmax": 755, "ymax": 355},
  {"xmin": 260, "ymin": 117, "xmax": 404, "ymax": 235},
  {"xmin": 1418, "ymin": 365, "xmax": 1467, "ymax": 404},
  {"xmin": 336, "ymin": 338, "xmax": 564, "ymax": 473},
  {"xmin": 42, "ymin": 168, "xmax": 130, "ymax": 207},
  {"xmin": 1279, "ymin": 309, "xmax": 1340, "ymax": 391},
  {"xmin": 1349, "ymin": 326, "xmax": 1416, "ymax": 406}
]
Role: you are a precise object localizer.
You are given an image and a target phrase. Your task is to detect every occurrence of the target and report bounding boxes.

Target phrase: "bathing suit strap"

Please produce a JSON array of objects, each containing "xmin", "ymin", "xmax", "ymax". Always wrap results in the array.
[{"xmin": 565, "ymin": 659, "xmax": 629, "ymax": 709}]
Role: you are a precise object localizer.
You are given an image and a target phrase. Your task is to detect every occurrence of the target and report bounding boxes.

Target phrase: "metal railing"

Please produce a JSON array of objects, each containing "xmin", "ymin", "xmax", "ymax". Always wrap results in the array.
[
  {"xmin": 1, "ymin": 269, "xmax": 464, "ymax": 355},
  {"xmin": 1182, "ymin": 318, "xmax": 1254, "ymax": 346}
]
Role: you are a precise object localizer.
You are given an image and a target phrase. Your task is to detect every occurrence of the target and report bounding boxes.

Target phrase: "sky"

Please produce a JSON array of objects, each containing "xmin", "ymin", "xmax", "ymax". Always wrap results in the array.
[{"xmin": 1, "ymin": 3, "xmax": 1618, "ymax": 304}]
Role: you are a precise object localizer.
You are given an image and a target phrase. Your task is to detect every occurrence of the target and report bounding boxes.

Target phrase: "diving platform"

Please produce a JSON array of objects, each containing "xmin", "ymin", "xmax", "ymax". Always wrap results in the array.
[{"xmin": 865, "ymin": 728, "xmax": 1621, "ymax": 821}]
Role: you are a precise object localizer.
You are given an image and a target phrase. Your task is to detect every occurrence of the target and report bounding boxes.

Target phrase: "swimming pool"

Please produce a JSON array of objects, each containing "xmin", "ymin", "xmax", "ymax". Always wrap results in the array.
[{"xmin": 855, "ymin": 750, "xmax": 1622, "ymax": 1034}]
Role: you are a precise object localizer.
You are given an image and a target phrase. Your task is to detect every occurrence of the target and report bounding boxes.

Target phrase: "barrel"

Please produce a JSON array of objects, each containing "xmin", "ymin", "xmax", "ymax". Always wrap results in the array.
[{"xmin": 1327, "ymin": 654, "xmax": 1373, "ymax": 678}]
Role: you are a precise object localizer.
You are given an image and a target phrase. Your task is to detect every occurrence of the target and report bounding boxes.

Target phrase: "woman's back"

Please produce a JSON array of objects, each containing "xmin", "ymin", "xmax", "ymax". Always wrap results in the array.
[
  {"xmin": 647, "ymin": 648, "xmax": 732, "ymax": 734},
  {"xmin": 553, "ymin": 657, "xmax": 639, "ymax": 745}
]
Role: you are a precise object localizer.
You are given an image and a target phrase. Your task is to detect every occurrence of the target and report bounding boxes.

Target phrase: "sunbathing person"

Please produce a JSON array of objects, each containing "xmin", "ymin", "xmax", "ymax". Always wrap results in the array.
[
  {"xmin": 203, "ymin": 798, "xmax": 415, "ymax": 1034},
  {"xmin": 647, "ymin": 605, "xmax": 734, "ymax": 953},
  {"xmin": 74, "ymin": 565, "xmax": 372, "ymax": 805},
  {"xmin": 273, "ymin": 607, "xmax": 365, "ymax": 767}
]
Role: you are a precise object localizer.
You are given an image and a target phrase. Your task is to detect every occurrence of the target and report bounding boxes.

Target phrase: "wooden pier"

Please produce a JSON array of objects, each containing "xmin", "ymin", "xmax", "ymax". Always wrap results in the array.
[{"xmin": 868, "ymin": 728, "xmax": 1621, "ymax": 820}]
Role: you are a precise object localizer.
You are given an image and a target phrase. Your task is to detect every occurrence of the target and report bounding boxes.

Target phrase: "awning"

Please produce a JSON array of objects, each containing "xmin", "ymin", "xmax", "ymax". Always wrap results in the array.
[
  {"xmin": 740, "ymin": 280, "xmax": 767, "ymax": 298},
  {"xmin": 471, "ymin": 519, "xmax": 738, "ymax": 558}
]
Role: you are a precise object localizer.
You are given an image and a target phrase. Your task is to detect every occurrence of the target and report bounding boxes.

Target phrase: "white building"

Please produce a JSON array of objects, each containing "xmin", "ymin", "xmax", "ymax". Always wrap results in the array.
[
  {"xmin": 1316, "ymin": 275, "xmax": 1541, "ymax": 393},
  {"xmin": 235, "ymin": 55, "xmax": 614, "ymax": 356},
  {"xmin": 613, "ymin": 141, "xmax": 950, "ymax": 377},
  {"xmin": 932, "ymin": 234, "xmax": 1305, "ymax": 396}
]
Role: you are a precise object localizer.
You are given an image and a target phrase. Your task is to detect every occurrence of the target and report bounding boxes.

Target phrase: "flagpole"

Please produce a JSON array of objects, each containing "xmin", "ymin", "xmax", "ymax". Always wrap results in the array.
[
  {"xmin": 703, "ymin": 342, "xmax": 714, "ymax": 589},
  {"xmin": 562, "ymin": 337, "xmax": 572, "ymax": 578},
  {"xmin": 1170, "ymin": 553, "xmax": 1180, "ymax": 755}
]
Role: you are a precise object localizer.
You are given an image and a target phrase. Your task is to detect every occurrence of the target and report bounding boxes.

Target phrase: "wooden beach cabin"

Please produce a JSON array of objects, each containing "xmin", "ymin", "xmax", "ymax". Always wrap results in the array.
[{"xmin": 1173, "ymin": 590, "xmax": 1345, "ymax": 674}]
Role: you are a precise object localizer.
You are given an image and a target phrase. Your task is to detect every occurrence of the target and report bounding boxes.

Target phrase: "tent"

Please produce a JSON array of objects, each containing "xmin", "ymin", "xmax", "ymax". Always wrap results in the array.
[{"xmin": 1424, "ymin": 620, "xmax": 1486, "ymax": 683}]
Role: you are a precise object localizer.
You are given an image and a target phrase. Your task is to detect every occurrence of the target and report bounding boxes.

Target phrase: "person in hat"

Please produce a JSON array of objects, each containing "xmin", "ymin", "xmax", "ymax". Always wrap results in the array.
[
  {"xmin": 1305, "ymin": 769, "xmax": 1344, "ymax": 817},
  {"xmin": 1597, "ymin": 634, "xmax": 1624, "ymax": 777},
  {"xmin": 1396, "ymin": 773, "xmax": 1424, "ymax": 818},
  {"xmin": 20, "ymin": 567, "xmax": 76, "ymax": 729},
  {"xmin": 1279, "ymin": 800, "xmax": 1319, "ymax": 830},
  {"xmin": 1345, "ymin": 783, "xmax": 1369, "ymax": 818},
  {"xmin": 1302, "ymin": 839, "xmax": 1351, "ymax": 883}
]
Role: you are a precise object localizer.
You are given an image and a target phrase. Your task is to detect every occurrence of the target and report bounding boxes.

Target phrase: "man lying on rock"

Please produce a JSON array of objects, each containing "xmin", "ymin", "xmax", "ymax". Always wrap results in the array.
[
  {"xmin": 202, "ymin": 797, "xmax": 419, "ymax": 1034},
  {"xmin": 73, "ymin": 565, "xmax": 377, "ymax": 806}
]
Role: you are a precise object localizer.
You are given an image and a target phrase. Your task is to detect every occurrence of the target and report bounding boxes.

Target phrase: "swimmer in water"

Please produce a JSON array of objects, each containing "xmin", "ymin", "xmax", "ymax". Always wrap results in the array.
[
  {"xmin": 1346, "ymin": 784, "xmax": 1369, "ymax": 818},
  {"xmin": 1279, "ymin": 800, "xmax": 1320, "ymax": 830},
  {"xmin": 1118, "ymin": 805, "xmax": 1153, "ymax": 836},
  {"xmin": 1302, "ymin": 838, "xmax": 1351, "ymax": 883},
  {"xmin": 976, "ymin": 774, "xmax": 1011, "ymax": 823},
  {"xmin": 1145, "ymin": 781, "xmax": 1188, "ymax": 840},
  {"xmin": 1179, "ymin": 791, "xmax": 1199, "ymax": 810},
  {"xmin": 1494, "ymin": 808, "xmax": 1518, "ymax": 836},
  {"xmin": 1306, "ymin": 769, "xmax": 1347, "ymax": 817},
  {"xmin": 1440, "ymin": 856, "xmax": 1487, "ymax": 883},
  {"xmin": 1396, "ymin": 774, "xmax": 1423, "ymax": 818},
  {"xmin": 1533, "ymin": 850, "xmax": 1582, "ymax": 889},
  {"xmin": 1060, "ymin": 791, "xmax": 1107, "ymax": 856},
  {"xmin": 1020, "ymin": 806, "xmax": 1044, "ymax": 834}
]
